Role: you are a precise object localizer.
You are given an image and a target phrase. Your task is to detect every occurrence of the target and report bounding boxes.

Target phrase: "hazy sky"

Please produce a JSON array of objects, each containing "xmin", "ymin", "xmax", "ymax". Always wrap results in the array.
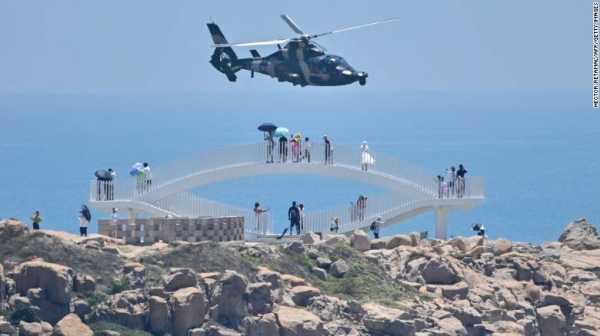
[{"xmin": 0, "ymin": 1, "xmax": 588, "ymax": 93}]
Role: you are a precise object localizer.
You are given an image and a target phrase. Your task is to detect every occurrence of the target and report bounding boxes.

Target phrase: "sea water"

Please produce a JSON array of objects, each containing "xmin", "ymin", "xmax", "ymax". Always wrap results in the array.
[{"xmin": 0, "ymin": 90, "xmax": 597, "ymax": 244}]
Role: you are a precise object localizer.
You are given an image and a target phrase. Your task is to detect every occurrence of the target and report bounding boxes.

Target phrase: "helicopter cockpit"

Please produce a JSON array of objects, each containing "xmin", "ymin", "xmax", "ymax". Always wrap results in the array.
[{"xmin": 316, "ymin": 55, "xmax": 355, "ymax": 75}]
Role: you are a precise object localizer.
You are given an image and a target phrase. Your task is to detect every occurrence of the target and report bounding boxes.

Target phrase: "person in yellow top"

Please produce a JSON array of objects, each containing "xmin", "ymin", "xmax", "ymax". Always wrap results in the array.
[
  {"xmin": 30, "ymin": 211, "xmax": 42, "ymax": 230},
  {"xmin": 330, "ymin": 216, "xmax": 339, "ymax": 233}
]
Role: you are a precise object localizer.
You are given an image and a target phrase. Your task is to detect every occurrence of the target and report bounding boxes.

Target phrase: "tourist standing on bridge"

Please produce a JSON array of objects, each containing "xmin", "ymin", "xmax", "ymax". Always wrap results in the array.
[
  {"xmin": 456, "ymin": 164, "xmax": 468, "ymax": 198},
  {"xmin": 279, "ymin": 135, "xmax": 288, "ymax": 163},
  {"xmin": 330, "ymin": 216, "xmax": 339, "ymax": 233},
  {"xmin": 445, "ymin": 166, "xmax": 456, "ymax": 197},
  {"xmin": 298, "ymin": 204, "xmax": 305, "ymax": 233},
  {"xmin": 288, "ymin": 201, "xmax": 301, "ymax": 235},
  {"xmin": 304, "ymin": 137, "xmax": 311, "ymax": 162},
  {"xmin": 357, "ymin": 195, "xmax": 367, "ymax": 220},
  {"xmin": 265, "ymin": 131, "xmax": 275, "ymax": 163},
  {"xmin": 360, "ymin": 141, "xmax": 373, "ymax": 171},
  {"xmin": 292, "ymin": 134, "xmax": 302, "ymax": 162},
  {"xmin": 254, "ymin": 202, "xmax": 269, "ymax": 231},
  {"xmin": 324, "ymin": 135, "xmax": 332, "ymax": 164},
  {"xmin": 142, "ymin": 163, "xmax": 152, "ymax": 191}
]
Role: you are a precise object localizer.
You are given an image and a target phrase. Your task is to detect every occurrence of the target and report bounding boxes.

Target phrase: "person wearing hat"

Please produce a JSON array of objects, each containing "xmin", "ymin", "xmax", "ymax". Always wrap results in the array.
[
  {"xmin": 330, "ymin": 216, "xmax": 339, "ymax": 233},
  {"xmin": 370, "ymin": 216, "xmax": 384, "ymax": 239},
  {"xmin": 323, "ymin": 135, "xmax": 332, "ymax": 165}
]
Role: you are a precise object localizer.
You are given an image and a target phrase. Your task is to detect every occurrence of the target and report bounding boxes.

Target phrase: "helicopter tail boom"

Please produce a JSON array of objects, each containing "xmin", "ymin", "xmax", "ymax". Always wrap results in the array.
[{"xmin": 208, "ymin": 23, "xmax": 239, "ymax": 82}]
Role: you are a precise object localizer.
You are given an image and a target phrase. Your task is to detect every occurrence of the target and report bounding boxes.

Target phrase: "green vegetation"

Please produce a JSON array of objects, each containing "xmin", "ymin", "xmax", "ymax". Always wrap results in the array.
[
  {"xmin": 9, "ymin": 306, "xmax": 39, "ymax": 325},
  {"xmin": 79, "ymin": 290, "xmax": 108, "ymax": 306},
  {"xmin": 108, "ymin": 277, "xmax": 131, "ymax": 294},
  {"xmin": 88, "ymin": 321, "xmax": 153, "ymax": 336}
]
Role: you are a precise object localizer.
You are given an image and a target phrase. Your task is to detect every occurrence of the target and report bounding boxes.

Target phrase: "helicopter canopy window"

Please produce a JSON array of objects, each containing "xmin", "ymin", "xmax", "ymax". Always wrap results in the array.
[{"xmin": 321, "ymin": 55, "xmax": 353, "ymax": 72}]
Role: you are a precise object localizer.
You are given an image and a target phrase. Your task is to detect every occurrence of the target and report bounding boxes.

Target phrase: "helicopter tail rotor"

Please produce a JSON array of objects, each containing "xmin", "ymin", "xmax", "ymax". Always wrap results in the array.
[{"xmin": 208, "ymin": 23, "xmax": 240, "ymax": 82}]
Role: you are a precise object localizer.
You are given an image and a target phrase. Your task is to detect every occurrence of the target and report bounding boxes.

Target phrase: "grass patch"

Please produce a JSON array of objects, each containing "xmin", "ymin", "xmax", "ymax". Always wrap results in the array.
[
  {"xmin": 108, "ymin": 277, "xmax": 131, "ymax": 295},
  {"xmin": 10, "ymin": 306, "xmax": 39, "ymax": 325},
  {"xmin": 88, "ymin": 321, "xmax": 153, "ymax": 336},
  {"xmin": 79, "ymin": 290, "xmax": 108, "ymax": 307}
]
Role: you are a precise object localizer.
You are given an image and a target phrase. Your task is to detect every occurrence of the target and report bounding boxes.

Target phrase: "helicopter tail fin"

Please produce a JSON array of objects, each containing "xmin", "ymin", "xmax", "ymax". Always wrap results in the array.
[{"xmin": 208, "ymin": 22, "xmax": 239, "ymax": 82}]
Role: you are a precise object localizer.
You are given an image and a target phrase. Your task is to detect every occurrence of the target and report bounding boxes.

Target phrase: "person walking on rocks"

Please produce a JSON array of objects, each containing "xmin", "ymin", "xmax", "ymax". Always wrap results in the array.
[
  {"xmin": 30, "ymin": 211, "xmax": 42, "ymax": 230},
  {"xmin": 370, "ymin": 216, "xmax": 384, "ymax": 239},
  {"xmin": 79, "ymin": 204, "xmax": 91, "ymax": 237},
  {"xmin": 288, "ymin": 201, "xmax": 301, "ymax": 235}
]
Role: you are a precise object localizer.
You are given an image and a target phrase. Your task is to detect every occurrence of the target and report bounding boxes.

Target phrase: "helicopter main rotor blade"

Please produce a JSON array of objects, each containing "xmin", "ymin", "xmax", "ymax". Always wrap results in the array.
[
  {"xmin": 280, "ymin": 14, "xmax": 304, "ymax": 35},
  {"xmin": 310, "ymin": 17, "xmax": 399, "ymax": 39},
  {"xmin": 211, "ymin": 38, "xmax": 290, "ymax": 48}
]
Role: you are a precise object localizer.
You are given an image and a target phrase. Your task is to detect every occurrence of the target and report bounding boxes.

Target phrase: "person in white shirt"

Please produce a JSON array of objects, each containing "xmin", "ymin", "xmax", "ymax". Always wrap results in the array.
[
  {"xmin": 142, "ymin": 163, "xmax": 152, "ymax": 191},
  {"xmin": 304, "ymin": 137, "xmax": 311, "ymax": 163},
  {"xmin": 445, "ymin": 167, "xmax": 456, "ymax": 196},
  {"xmin": 371, "ymin": 216, "xmax": 384, "ymax": 239}
]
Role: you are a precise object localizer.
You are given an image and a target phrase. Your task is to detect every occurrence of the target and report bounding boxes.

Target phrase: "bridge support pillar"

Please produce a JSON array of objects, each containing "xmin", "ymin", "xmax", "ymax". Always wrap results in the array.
[{"xmin": 435, "ymin": 207, "xmax": 448, "ymax": 240}]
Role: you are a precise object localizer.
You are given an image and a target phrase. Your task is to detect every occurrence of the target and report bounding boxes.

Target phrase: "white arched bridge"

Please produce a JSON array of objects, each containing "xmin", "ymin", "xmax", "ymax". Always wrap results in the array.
[{"xmin": 88, "ymin": 142, "xmax": 485, "ymax": 240}]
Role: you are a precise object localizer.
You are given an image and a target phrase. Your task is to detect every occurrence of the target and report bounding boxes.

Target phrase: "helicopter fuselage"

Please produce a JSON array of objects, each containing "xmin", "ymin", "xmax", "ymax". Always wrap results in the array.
[{"xmin": 232, "ymin": 40, "xmax": 368, "ymax": 86}]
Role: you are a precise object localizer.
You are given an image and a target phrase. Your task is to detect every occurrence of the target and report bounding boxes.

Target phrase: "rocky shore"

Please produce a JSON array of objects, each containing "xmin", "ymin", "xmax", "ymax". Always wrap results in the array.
[{"xmin": 0, "ymin": 217, "xmax": 599, "ymax": 335}]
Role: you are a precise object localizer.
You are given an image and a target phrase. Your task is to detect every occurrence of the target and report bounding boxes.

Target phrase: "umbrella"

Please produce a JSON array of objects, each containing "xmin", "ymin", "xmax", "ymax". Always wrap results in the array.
[
  {"xmin": 130, "ymin": 162, "xmax": 143, "ymax": 176},
  {"xmin": 273, "ymin": 127, "xmax": 289, "ymax": 138},
  {"xmin": 81, "ymin": 204, "xmax": 91, "ymax": 221},
  {"xmin": 258, "ymin": 123, "xmax": 278, "ymax": 132},
  {"xmin": 95, "ymin": 170, "xmax": 113, "ymax": 181}
]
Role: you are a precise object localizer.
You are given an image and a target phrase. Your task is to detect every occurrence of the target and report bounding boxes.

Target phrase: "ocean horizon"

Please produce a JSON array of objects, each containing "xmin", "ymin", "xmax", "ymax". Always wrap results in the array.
[{"xmin": 1, "ymin": 89, "xmax": 597, "ymax": 244}]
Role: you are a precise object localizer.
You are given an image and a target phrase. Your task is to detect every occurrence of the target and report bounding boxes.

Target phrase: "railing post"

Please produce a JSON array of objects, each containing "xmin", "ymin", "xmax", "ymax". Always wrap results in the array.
[{"xmin": 435, "ymin": 206, "xmax": 448, "ymax": 240}]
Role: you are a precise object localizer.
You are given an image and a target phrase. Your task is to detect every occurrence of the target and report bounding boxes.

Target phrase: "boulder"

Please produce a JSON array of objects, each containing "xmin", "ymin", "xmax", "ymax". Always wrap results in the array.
[
  {"xmin": 371, "ymin": 238, "xmax": 388, "ymax": 250},
  {"xmin": 169, "ymin": 287, "xmax": 206, "ymax": 336},
  {"xmin": 211, "ymin": 271, "xmax": 248, "ymax": 328},
  {"xmin": 256, "ymin": 267, "xmax": 282, "ymax": 291},
  {"xmin": 316, "ymin": 257, "xmax": 332, "ymax": 269},
  {"xmin": 247, "ymin": 282, "xmax": 273, "ymax": 314},
  {"xmin": 409, "ymin": 231, "xmax": 420, "ymax": 246},
  {"xmin": 306, "ymin": 295, "xmax": 347, "ymax": 322},
  {"xmin": 302, "ymin": 232, "xmax": 321, "ymax": 244},
  {"xmin": 72, "ymin": 299, "xmax": 91, "ymax": 319},
  {"xmin": 13, "ymin": 261, "xmax": 74, "ymax": 304},
  {"xmin": 362, "ymin": 303, "xmax": 415, "ymax": 336},
  {"xmin": 54, "ymin": 313, "xmax": 93, "ymax": 336},
  {"xmin": 447, "ymin": 237, "xmax": 469, "ymax": 253},
  {"xmin": 350, "ymin": 230, "xmax": 371, "ymax": 252},
  {"xmin": 148, "ymin": 296, "xmax": 171, "ymax": 335},
  {"xmin": 281, "ymin": 274, "xmax": 308, "ymax": 287},
  {"xmin": 243, "ymin": 313, "xmax": 280, "ymax": 336},
  {"xmin": 558, "ymin": 218, "xmax": 600, "ymax": 250},
  {"xmin": 537, "ymin": 305, "xmax": 566, "ymax": 336},
  {"xmin": 421, "ymin": 259, "xmax": 458, "ymax": 285},
  {"xmin": 311, "ymin": 267, "xmax": 327, "ymax": 281},
  {"xmin": 285, "ymin": 241, "xmax": 305, "ymax": 253},
  {"xmin": 329, "ymin": 260, "xmax": 349, "ymax": 278},
  {"xmin": 275, "ymin": 306, "xmax": 324, "ymax": 335},
  {"xmin": 164, "ymin": 268, "xmax": 197, "ymax": 292},
  {"xmin": 437, "ymin": 316, "xmax": 467, "ymax": 336},
  {"xmin": 307, "ymin": 248, "xmax": 319, "ymax": 259},
  {"xmin": 493, "ymin": 238, "xmax": 513, "ymax": 256},
  {"xmin": 317, "ymin": 234, "xmax": 350, "ymax": 246},
  {"xmin": 123, "ymin": 262, "xmax": 145, "ymax": 276},
  {"xmin": 18, "ymin": 321, "xmax": 53, "ymax": 336},
  {"xmin": 290, "ymin": 286, "xmax": 321, "ymax": 307},
  {"xmin": 441, "ymin": 281, "xmax": 470, "ymax": 300},
  {"xmin": 386, "ymin": 235, "xmax": 412, "ymax": 249}
]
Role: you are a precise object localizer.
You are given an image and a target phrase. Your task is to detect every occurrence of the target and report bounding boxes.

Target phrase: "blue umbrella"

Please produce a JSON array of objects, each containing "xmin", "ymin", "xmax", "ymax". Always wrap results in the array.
[
  {"xmin": 273, "ymin": 127, "xmax": 289, "ymax": 138},
  {"xmin": 258, "ymin": 123, "xmax": 278, "ymax": 132},
  {"xmin": 130, "ymin": 162, "xmax": 143, "ymax": 176}
]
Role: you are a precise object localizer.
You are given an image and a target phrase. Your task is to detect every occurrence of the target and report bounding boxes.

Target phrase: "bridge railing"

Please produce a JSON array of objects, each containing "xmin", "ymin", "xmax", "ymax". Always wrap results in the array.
[{"xmin": 142, "ymin": 141, "xmax": 440, "ymax": 197}]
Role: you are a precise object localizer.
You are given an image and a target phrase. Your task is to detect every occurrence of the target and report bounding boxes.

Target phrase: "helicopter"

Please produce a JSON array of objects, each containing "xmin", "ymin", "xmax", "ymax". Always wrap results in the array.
[{"xmin": 207, "ymin": 15, "xmax": 398, "ymax": 87}]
